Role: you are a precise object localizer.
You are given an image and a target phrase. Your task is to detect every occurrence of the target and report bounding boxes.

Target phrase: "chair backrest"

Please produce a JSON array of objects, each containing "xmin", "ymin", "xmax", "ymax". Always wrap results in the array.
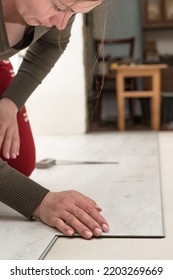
[{"xmin": 94, "ymin": 37, "xmax": 135, "ymax": 63}]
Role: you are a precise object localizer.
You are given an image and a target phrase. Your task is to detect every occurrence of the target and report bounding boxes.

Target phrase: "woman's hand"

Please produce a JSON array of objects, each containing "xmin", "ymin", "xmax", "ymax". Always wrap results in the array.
[
  {"xmin": 33, "ymin": 190, "xmax": 109, "ymax": 239},
  {"xmin": 0, "ymin": 98, "xmax": 20, "ymax": 159}
]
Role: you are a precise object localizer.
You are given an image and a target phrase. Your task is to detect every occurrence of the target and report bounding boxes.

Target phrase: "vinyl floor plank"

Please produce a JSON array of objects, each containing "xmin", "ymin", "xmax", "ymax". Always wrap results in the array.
[
  {"xmin": 0, "ymin": 132, "xmax": 164, "ymax": 259},
  {"xmin": 0, "ymin": 203, "xmax": 56, "ymax": 260},
  {"xmin": 44, "ymin": 132, "xmax": 173, "ymax": 260},
  {"xmin": 31, "ymin": 132, "xmax": 164, "ymax": 237}
]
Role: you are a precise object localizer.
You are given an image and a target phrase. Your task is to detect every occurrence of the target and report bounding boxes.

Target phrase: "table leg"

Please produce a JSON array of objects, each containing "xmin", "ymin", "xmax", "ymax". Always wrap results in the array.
[
  {"xmin": 117, "ymin": 72, "xmax": 126, "ymax": 131},
  {"xmin": 151, "ymin": 70, "xmax": 161, "ymax": 130}
]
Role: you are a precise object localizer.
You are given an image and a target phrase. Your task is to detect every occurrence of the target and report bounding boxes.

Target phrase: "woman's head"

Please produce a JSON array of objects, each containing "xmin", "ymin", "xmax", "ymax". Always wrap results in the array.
[{"xmin": 14, "ymin": 0, "xmax": 103, "ymax": 29}]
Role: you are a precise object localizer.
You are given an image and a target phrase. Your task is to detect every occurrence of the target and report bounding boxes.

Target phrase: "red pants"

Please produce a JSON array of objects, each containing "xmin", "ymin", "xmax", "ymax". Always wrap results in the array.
[{"xmin": 0, "ymin": 60, "xmax": 35, "ymax": 176}]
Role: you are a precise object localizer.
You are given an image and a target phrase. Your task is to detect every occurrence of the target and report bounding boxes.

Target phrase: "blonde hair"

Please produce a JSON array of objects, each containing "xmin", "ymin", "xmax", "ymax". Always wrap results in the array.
[
  {"xmin": 58, "ymin": 0, "xmax": 108, "ymax": 122},
  {"xmin": 86, "ymin": 1, "xmax": 108, "ymax": 122}
]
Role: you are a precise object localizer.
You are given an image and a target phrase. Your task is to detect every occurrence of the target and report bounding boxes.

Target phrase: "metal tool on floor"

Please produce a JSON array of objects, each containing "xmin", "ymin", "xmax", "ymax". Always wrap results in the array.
[{"xmin": 36, "ymin": 158, "xmax": 119, "ymax": 169}]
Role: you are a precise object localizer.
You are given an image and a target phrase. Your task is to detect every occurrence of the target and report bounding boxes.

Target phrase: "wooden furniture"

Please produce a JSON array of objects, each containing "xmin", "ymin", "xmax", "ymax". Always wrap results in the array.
[
  {"xmin": 110, "ymin": 64, "xmax": 167, "ymax": 131},
  {"xmin": 92, "ymin": 37, "xmax": 135, "ymax": 122},
  {"xmin": 141, "ymin": 0, "xmax": 173, "ymax": 64},
  {"xmin": 141, "ymin": 0, "xmax": 173, "ymax": 125},
  {"xmin": 142, "ymin": 0, "xmax": 173, "ymax": 29}
]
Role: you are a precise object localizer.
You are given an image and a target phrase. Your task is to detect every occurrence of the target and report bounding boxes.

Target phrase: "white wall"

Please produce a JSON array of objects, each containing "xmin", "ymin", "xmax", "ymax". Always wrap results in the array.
[{"xmin": 12, "ymin": 14, "xmax": 87, "ymax": 136}]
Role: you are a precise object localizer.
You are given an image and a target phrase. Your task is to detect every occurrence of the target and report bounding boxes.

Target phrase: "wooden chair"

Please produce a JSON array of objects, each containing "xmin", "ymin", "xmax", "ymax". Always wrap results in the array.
[{"xmin": 91, "ymin": 37, "xmax": 135, "ymax": 122}]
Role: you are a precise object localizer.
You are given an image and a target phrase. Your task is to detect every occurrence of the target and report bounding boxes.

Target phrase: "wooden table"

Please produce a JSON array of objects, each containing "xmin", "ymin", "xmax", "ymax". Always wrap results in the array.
[{"xmin": 110, "ymin": 64, "xmax": 167, "ymax": 131}]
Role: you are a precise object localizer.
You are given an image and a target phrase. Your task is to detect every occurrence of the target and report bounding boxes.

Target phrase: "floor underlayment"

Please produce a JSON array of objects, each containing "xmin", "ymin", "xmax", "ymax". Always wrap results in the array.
[{"xmin": 0, "ymin": 132, "xmax": 164, "ymax": 259}]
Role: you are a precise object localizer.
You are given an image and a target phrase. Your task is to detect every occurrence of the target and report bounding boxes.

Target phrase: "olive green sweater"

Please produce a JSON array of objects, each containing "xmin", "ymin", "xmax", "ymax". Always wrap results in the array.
[{"xmin": 0, "ymin": 0, "xmax": 74, "ymax": 218}]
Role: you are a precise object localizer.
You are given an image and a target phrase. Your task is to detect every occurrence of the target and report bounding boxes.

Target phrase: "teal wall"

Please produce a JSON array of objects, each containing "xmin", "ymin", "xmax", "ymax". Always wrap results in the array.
[
  {"xmin": 106, "ymin": 0, "xmax": 142, "ymax": 60},
  {"xmin": 93, "ymin": 0, "xmax": 142, "ymax": 61}
]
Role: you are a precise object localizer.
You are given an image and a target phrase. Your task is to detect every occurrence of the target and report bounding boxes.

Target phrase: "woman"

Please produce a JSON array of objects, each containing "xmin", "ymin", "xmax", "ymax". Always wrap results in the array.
[{"xmin": 0, "ymin": 0, "xmax": 109, "ymax": 239}]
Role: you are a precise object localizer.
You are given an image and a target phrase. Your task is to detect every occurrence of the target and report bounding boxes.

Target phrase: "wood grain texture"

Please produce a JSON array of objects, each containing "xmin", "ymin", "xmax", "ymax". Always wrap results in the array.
[
  {"xmin": 0, "ymin": 132, "xmax": 164, "ymax": 259},
  {"xmin": 44, "ymin": 132, "xmax": 173, "ymax": 260},
  {"xmin": 0, "ymin": 203, "xmax": 56, "ymax": 260},
  {"xmin": 31, "ymin": 132, "xmax": 164, "ymax": 237}
]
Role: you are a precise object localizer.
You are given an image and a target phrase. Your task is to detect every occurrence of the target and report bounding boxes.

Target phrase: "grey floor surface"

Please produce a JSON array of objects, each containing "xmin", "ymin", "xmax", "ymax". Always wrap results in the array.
[{"xmin": 0, "ymin": 132, "xmax": 164, "ymax": 259}]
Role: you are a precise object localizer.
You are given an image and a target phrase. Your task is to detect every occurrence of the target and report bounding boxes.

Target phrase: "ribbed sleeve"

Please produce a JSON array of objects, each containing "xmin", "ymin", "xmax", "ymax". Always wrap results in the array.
[
  {"xmin": 0, "ymin": 160, "xmax": 49, "ymax": 219},
  {"xmin": 0, "ymin": 0, "xmax": 9, "ymax": 53}
]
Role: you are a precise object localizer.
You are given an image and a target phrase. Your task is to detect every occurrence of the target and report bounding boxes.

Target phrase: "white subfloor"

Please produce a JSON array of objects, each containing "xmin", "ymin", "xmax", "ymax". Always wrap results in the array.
[{"xmin": 0, "ymin": 132, "xmax": 172, "ymax": 259}]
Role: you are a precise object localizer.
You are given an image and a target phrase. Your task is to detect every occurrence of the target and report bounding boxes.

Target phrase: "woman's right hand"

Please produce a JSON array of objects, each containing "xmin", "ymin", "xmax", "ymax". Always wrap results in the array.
[
  {"xmin": 33, "ymin": 190, "xmax": 109, "ymax": 239},
  {"xmin": 0, "ymin": 98, "xmax": 20, "ymax": 159}
]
